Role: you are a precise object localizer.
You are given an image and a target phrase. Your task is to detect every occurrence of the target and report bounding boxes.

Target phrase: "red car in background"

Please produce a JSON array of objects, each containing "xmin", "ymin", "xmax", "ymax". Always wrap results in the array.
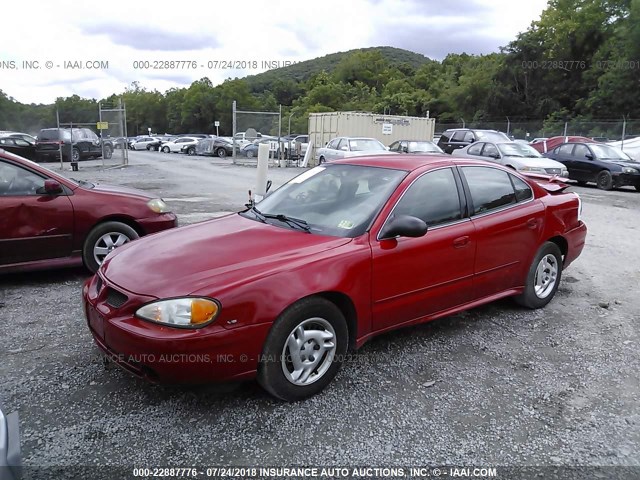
[
  {"xmin": 0, "ymin": 149, "xmax": 177, "ymax": 274},
  {"xmin": 84, "ymin": 156, "xmax": 586, "ymax": 401},
  {"xmin": 530, "ymin": 136, "xmax": 594, "ymax": 153}
]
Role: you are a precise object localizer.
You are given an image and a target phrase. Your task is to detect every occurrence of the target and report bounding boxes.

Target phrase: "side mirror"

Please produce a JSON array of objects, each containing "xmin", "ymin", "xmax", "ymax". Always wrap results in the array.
[
  {"xmin": 266, "ymin": 180, "xmax": 272, "ymax": 192},
  {"xmin": 585, "ymin": 154, "xmax": 593, "ymax": 160},
  {"xmin": 340, "ymin": 146, "xmax": 348, "ymax": 151},
  {"xmin": 380, "ymin": 215, "xmax": 428, "ymax": 240},
  {"xmin": 490, "ymin": 153, "xmax": 500, "ymax": 159},
  {"xmin": 42, "ymin": 179, "xmax": 63, "ymax": 195},
  {"xmin": 402, "ymin": 146, "xmax": 409, "ymax": 153}
]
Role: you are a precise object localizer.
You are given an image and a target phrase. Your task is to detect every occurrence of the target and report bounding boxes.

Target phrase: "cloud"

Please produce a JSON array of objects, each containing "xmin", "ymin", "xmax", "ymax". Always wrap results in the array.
[{"xmin": 80, "ymin": 24, "xmax": 219, "ymax": 51}]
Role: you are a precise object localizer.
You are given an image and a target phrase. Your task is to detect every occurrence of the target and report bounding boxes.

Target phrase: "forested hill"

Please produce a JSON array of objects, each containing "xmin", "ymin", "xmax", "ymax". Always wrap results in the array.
[{"xmin": 244, "ymin": 46, "xmax": 432, "ymax": 91}]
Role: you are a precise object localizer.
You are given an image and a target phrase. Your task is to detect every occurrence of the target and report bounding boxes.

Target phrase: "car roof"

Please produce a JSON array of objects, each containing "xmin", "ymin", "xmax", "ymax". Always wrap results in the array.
[{"xmin": 332, "ymin": 154, "xmax": 455, "ymax": 171}]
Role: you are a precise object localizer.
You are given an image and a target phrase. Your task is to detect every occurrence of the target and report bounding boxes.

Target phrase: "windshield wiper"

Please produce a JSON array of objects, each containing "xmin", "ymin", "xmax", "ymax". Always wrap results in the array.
[{"xmin": 249, "ymin": 206, "xmax": 310, "ymax": 232}]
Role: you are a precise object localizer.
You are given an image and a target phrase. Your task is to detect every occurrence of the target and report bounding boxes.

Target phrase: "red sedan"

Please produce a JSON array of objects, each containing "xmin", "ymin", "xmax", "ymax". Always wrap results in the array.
[
  {"xmin": 0, "ymin": 149, "xmax": 177, "ymax": 274},
  {"xmin": 83, "ymin": 156, "xmax": 586, "ymax": 401}
]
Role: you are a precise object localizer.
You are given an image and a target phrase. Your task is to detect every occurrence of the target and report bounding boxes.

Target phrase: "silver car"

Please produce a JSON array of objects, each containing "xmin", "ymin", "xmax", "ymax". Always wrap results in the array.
[
  {"xmin": 0, "ymin": 406, "xmax": 21, "ymax": 480},
  {"xmin": 452, "ymin": 141, "xmax": 569, "ymax": 176},
  {"xmin": 316, "ymin": 137, "xmax": 395, "ymax": 163}
]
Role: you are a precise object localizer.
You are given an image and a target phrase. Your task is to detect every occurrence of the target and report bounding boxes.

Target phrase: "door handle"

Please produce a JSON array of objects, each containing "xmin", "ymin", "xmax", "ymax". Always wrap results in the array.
[
  {"xmin": 527, "ymin": 218, "xmax": 538, "ymax": 229},
  {"xmin": 453, "ymin": 236, "xmax": 469, "ymax": 248}
]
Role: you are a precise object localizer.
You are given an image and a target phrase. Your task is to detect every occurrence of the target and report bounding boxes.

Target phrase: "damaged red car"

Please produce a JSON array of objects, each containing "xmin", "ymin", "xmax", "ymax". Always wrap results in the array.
[
  {"xmin": 83, "ymin": 156, "xmax": 586, "ymax": 401},
  {"xmin": 0, "ymin": 149, "xmax": 177, "ymax": 274}
]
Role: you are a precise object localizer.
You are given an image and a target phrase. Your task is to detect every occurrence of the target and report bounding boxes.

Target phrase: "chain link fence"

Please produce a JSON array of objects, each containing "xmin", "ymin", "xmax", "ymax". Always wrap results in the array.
[
  {"xmin": 232, "ymin": 103, "xmax": 287, "ymax": 166},
  {"xmin": 435, "ymin": 119, "xmax": 640, "ymax": 144},
  {"xmin": 98, "ymin": 100, "xmax": 128, "ymax": 168}
]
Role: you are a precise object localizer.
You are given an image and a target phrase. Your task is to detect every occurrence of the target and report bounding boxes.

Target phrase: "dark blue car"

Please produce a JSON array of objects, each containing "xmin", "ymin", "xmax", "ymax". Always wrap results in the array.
[{"xmin": 544, "ymin": 142, "xmax": 640, "ymax": 191}]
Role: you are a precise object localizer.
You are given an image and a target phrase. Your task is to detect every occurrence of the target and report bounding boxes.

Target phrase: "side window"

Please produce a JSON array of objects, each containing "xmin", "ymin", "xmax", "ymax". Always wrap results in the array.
[
  {"xmin": 482, "ymin": 143, "xmax": 499, "ymax": 158},
  {"xmin": 451, "ymin": 131, "xmax": 466, "ymax": 142},
  {"xmin": 0, "ymin": 138, "xmax": 15, "ymax": 146},
  {"xmin": 463, "ymin": 131, "xmax": 475, "ymax": 143},
  {"xmin": 462, "ymin": 166, "xmax": 516, "ymax": 215},
  {"xmin": 467, "ymin": 143, "xmax": 483, "ymax": 155},
  {"xmin": 0, "ymin": 161, "xmax": 46, "ymax": 196},
  {"xmin": 510, "ymin": 174, "xmax": 533, "ymax": 202},
  {"xmin": 337, "ymin": 138, "xmax": 349, "ymax": 151},
  {"xmin": 391, "ymin": 168, "xmax": 462, "ymax": 226},
  {"xmin": 558, "ymin": 144, "xmax": 574, "ymax": 156},
  {"xmin": 572, "ymin": 144, "xmax": 590, "ymax": 159},
  {"xmin": 389, "ymin": 141, "xmax": 399, "ymax": 151},
  {"xmin": 14, "ymin": 139, "xmax": 30, "ymax": 147},
  {"xmin": 327, "ymin": 139, "xmax": 340, "ymax": 149},
  {"xmin": 85, "ymin": 129, "xmax": 99, "ymax": 141},
  {"xmin": 440, "ymin": 130, "xmax": 453, "ymax": 143}
]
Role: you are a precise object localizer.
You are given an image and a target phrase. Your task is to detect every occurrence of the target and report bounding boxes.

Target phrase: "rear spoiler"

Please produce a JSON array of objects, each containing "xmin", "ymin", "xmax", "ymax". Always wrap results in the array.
[{"xmin": 520, "ymin": 172, "xmax": 573, "ymax": 193}]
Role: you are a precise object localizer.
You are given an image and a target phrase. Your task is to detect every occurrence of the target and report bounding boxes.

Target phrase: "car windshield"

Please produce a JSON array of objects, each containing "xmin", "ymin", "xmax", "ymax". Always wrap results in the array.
[
  {"xmin": 498, "ymin": 143, "xmax": 542, "ymax": 158},
  {"xmin": 408, "ymin": 141, "xmax": 441, "ymax": 153},
  {"xmin": 242, "ymin": 164, "xmax": 407, "ymax": 238},
  {"xmin": 590, "ymin": 144, "xmax": 634, "ymax": 161},
  {"xmin": 475, "ymin": 131, "xmax": 511, "ymax": 142},
  {"xmin": 348, "ymin": 139, "xmax": 387, "ymax": 152}
]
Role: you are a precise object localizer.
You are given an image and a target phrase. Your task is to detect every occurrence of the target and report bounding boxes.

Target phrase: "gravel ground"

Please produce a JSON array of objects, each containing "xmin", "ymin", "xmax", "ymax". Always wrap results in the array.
[{"xmin": 1, "ymin": 151, "xmax": 639, "ymax": 476}]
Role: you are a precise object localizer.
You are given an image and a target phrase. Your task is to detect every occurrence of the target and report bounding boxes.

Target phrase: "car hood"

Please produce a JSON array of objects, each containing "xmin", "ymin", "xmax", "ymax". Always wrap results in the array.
[
  {"xmin": 608, "ymin": 160, "xmax": 640, "ymax": 169},
  {"xmin": 505, "ymin": 156, "xmax": 566, "ymax": 168},
  {"xmin": 101, "ymin": 214, "xmax": 352, "ymax": 298},
  {"xmin": 87, "ymin": 183, "xmax": 156, "ymax": 201}
]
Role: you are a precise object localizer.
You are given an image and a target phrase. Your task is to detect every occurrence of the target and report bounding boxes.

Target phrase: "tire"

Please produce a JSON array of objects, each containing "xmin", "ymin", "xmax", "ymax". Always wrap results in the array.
[
  {"xmin": 596, "ymin": 170, "xmax": 613, "ymax": 190},
  {"xmin": 318, "ymin": 156, "xmax": 325, "ymax": 164},
  {"xmin": 257, "ymin": 297, "xmax": 348, "ymax": 401},
  {"xmin": 162, "ymin": 146, "xmax": 170, "ymax": 153},
  {"xmin": 187, "ymin": 146, "xmax": 196, "ymax": 155},
  {"xmin": 71, "ymin": 148, "xmax": 80, "ymax": 163},
  {"xmin": 635, "ymin": 185, "xmax": 640, "ymax": 192},
  {"xmin": 82, "ymin": 221, "xmax": 139, "ymax": 273},
  {"xmin": 246, "ymin": 150, "xmax": 254, "ymax": 159},
  {"xmin": 216, "ymin": 147, "xmax": 227, "ymax": 158},
  {"xmin": 514, "ymin": 242, "xmax": 563, "ymax": 309},
  {"xmin": 103, "ymin": 145, "xmax": 113, "ymax": 159}
]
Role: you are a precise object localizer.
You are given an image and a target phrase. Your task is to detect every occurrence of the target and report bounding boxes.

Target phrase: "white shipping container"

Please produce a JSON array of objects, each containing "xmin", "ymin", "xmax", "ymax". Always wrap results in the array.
[{"xmin": 308, "ymin": 111, "xmax": 436, "ymax": 164}]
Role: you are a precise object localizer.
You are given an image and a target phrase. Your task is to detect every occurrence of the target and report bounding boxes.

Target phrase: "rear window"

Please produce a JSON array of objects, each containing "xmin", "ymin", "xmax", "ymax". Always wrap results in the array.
[{"xmin": 39, "ymin": 129, "xmax": 63, "ymax": 141}]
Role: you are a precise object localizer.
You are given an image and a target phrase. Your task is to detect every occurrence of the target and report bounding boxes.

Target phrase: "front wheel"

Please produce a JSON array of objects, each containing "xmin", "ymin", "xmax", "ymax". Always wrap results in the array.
[
  {"xmin": 71, "ymin": 148, "xmax": 80, "ymax": 163},
  {"xmin": 83, "ymin": 221, "xmax": 139, "ymax": 273},
  {"xmin": 162, "ymin": 146, "xmax": 170, "ymax": 153},
  {"xmin": 318, "ymin": 156, "xmax": 325, "ymax": 164},
  {"xmin": 257, "ymin": 297, "xmax": 348, "ymax": 401},
  {"xmin": 245, "ymin": 150, "xmax": 254, "ymax": 158},
  {"xmin": 187, "ymin": 146, "xmax": 196, "ymax": 155},
  {"xmin": 514, "ymin": 242, "xmax": 562, "ymax": 309},
  {"xmin": 597, "ymin": 170, "xmax": 613, "ymax": 190},
  {"xmin": 216, "ymin": 147, "xmax": 227, "ymax": 158}
]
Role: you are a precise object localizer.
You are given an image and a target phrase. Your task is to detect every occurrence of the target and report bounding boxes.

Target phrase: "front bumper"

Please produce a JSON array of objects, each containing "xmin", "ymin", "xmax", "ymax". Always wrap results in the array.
[
  {"xmin": 82, "ymin": 275, "xmax": 270, "ymax": 384},
  {"xmin": 613, "ymin": 172, "xmax": 640, "ymax": 188},
  {"xmin": 138, "ymin": 212, "xmax": 178, "ymax": 233},
  {"xmin": 563, "ymin": 220, "xmax": 587, "ymax": 269}
]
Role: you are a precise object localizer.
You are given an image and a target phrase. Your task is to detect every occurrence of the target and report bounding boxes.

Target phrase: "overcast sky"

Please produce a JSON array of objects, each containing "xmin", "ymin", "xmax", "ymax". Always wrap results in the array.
[{"xmin": 0, "ymin": 0, "xmax": 548, "ymax": 104}]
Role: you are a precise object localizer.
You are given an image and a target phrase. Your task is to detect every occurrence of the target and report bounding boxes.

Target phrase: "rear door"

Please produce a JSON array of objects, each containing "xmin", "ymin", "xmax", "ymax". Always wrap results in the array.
[
  {"xmin": 460, "ymin": 166, "xmax": 544, "ymax": 298},
  {"xmin": 371, "ymin": 167, "xmax": 476, "ymax": 330},
  {"xmin": 0, "ymin": 159, "xmax": 74, "ymax": 266}
]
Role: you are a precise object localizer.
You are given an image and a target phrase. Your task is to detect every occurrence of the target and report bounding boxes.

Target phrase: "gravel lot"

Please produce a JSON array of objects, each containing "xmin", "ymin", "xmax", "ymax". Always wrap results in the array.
[{"xmin": 1, "ymin": 151, "xmax": 639, "ymax": 475}]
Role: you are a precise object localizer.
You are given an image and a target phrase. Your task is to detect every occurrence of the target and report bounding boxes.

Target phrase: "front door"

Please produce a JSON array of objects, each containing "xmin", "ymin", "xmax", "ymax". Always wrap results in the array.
[
  {"xmin": 371, "ymin": 167, "xmax": 476, "ymax": 331},
  {"xmin": 0, "ymin": 160, "xmax": 74, "ymax": 266}
]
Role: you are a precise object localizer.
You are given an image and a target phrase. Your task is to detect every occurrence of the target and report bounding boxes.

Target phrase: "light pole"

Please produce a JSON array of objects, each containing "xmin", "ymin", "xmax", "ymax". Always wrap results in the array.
[{"xmin": 288, "ymin": 112, "xmax": 294, "ymax": 135}]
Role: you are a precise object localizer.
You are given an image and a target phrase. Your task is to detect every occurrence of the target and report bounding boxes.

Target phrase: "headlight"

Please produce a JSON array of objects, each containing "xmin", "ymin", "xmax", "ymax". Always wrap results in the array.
[
  {"xmin": 147, "ymin": 198, "xmax": 170, "ymax": 213},
  {"xmin": 136, "ymin": 298, "xmax": 220, "ymax": 328},
  {"xmin": 622, "ymin": 167, "xmax": 639, "ymax": 174},
  {"xmin": 520, "ymin": 166, "xmax": 546, "ymax": 173}
]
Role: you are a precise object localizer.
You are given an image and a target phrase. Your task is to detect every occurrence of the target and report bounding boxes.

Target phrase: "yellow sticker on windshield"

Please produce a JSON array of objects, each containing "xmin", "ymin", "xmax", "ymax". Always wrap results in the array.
[{"xmin": 338, "ymin": 220, "xmax": 354, "ymax": 229}]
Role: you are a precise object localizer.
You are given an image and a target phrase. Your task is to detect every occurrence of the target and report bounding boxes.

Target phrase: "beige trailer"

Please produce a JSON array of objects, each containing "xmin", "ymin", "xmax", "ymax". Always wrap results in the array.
[{"xmin": 307, "ymin": 111, "xmax": 436, "ymax": 165}]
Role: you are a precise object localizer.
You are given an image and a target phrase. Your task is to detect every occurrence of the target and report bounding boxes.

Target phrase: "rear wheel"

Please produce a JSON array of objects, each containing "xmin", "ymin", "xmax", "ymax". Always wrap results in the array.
[
  {"xmin": 515, "ymin": 242, "xmax": 562, "ymax": 309},
  {"xmin": 187, "ymin": 146, "xmax": 196, "ymax": 155},
  {"xmin": 216, "ymin": 147, "xmax": 227, "ymax": 158},
  {"xmin": 71, "ymin": 148, "xmax": 80, "ymax": 163},
  {"xmin": 246, "ymin": 150, "xmax": 254, "ymax": 159},
  {"xmin": 257, "ymin": 297, "xmax": 348, "ymax": 401},
  {"xmin": 83, "ymin": 221, "xmax": 139, "ymax": 273},
  {"xmin": 635, "ymin": 185, "xmax": 640, "ymax": 192},
  {"xmin": 597, "ymin": 170, "xmax": 613, "ymax": 190},
  {"xmin": 162, "ymin": 146, "xmax": 170, "ymax": 153}
]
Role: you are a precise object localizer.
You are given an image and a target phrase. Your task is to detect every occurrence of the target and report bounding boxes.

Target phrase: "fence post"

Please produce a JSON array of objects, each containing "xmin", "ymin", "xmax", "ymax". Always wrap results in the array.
[
  {"xmin": 232, "ymin": 100, "xmax": 237, "ymax": 165},
  {"xmin": 621, "ymin": 116, "xmax": 626, "ymax": 150},
  {"xmin": 563, "ymin": 122, "xmax": 568, "ymax": 137}
]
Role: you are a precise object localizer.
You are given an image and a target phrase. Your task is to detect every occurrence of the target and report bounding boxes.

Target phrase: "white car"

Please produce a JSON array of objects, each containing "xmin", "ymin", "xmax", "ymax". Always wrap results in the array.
[
  {"xmin": 452, "ymin": 141, "xmax": 569, "ymax": 176},
  {"xmin": 316, "ymin": 137, "xmax": 396, "ymax": 163},
  {"xmin": 159, "ymin": 137, "xmax": 200, "ymax": 153},
  {"xmin": 130, "ymin": 136, "xmax": 161, "ymax": 151}
]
